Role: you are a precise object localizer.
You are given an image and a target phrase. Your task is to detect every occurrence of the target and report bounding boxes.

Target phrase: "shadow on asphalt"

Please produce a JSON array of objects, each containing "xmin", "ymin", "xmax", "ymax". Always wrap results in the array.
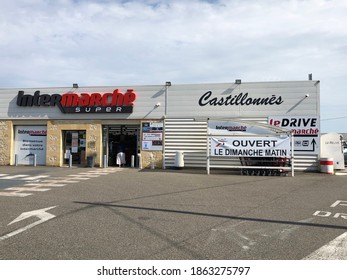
[
  {"xmin": 138, "ymin": 167, "xmax": 297, "ymax": 176},
  {"xmin": 73, "ymin": 201, "xmax": 347, "ymax": 231}
]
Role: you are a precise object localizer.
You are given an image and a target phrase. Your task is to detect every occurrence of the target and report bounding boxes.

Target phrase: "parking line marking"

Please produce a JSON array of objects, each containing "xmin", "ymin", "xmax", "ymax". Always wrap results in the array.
[
  {"xmin": 24, "ymin": 183, "xmax": 66, "ymax": 187},
  {"xmin": 0, "ymin": 192, "xmax": 32, "ymax": 197},
  {"xmin": 41, "ymin": 179, "xmax": 79, "ymax": 183},
  {"xmin": 303, "ymin": 232, "xmax": 347, "ymax": 260},
  {"xmin": 6, "ymin": 187, "xmax": 51, "ymax": 192},
  {"xmin": 1, "ymin": 174, "xmax": 28, "ymax": 179},
  {"xmin": 24, "ymin": 175, "xmax": 50, "ymax": 180},
  {"xmin": 0, "ymin": 174, "xmax": 51, "ymax": 180},
  {"xmin": 67, "ymin": 175, "xmax": 91, "ymax": 180},
  {"xmin": 335, "ymin": 172, "xmax": 347, "ymax": 176},
  {"xmin": 0, "ymin": 169, "xmax": 120, "ymax": 198}
]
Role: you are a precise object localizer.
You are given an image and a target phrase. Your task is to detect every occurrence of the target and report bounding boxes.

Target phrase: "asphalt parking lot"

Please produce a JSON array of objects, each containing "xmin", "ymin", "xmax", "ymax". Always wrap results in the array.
[{"xmin": 0, "ymin": 165, "xmax": 347, "ymax": 260}]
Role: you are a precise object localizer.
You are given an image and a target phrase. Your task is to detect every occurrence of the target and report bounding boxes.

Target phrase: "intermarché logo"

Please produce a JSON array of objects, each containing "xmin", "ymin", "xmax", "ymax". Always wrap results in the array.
[
  {"xmin": 16, "ymin": 89, "xmax": 136, "ymax": 114},
  {"xmin": 17, "ymin": 129, "xmax": 47, "ymax": 136}
]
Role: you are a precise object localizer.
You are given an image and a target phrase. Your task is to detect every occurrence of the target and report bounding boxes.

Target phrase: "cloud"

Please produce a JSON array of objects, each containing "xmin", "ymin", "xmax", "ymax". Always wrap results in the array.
[{"xmin": 1, "ymin": 0, "xmax": 347, "ymax": 131}]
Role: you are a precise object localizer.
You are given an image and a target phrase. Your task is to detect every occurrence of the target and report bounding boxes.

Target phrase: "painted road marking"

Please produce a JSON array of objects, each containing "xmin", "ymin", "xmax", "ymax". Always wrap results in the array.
[
  {"xmin": 0, "ymin": 174, "xmax": 50, "ymax": 180},
  {"xmin": 331, "ymin": 200, "xmax": 347, "ymax": 208},
  {"xmin": 0, "ymin": 192, "xmax": 32, "ymax": 197},
  {"xmin": 6, "ymin": 187, "xmax": 51, "ymax": 192},
  {"xmin": 306, "ymin": 199, "xmax": 347, "ymax": 259},
  {"xmin": 42, "ymin": 178, "xmax": 80, "ymax": 183},
  {"xmin": 72, "ymin": 173, "xmax": 100, "ymax": 177},
  {"xmin": 0, "ymin": 174, "xmax": 29, "ymax": 179},
  {"xmin": 312, "ymin": 200, "xmax": 347, "ymax": 220},
  {"xmin": 24, "ymin": 175, "xmax": 50, "ymax": 181},
  {"xmin": 303, "ymin": 232, "xmax": 347, "ymax": 260},
  {"xmin": 0, "ymin": 169, "xmax": 123, "ymax": 197},
  {"xmin": 67, "ymin": 175, "xmax": 91, "ymax": 180},
  {"xmin": 0, "ymin": 206, "xmax": 57, "ymax": 242},
  {"xmin": 24, "ymin": 182, "xmax": 66, "ymax": 187}
]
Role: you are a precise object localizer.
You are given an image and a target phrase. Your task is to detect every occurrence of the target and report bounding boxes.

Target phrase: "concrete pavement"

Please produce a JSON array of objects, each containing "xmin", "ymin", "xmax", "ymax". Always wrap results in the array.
[{"xmin": 0, "ymin": 166, "xmax": 346, "ymax": 259}]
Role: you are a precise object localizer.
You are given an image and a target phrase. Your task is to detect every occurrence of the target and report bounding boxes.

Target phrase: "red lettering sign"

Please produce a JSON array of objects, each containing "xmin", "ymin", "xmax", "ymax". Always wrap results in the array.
[{"xmin": 16, "ymin": 89, "xmax": 137, "ymax": 114}]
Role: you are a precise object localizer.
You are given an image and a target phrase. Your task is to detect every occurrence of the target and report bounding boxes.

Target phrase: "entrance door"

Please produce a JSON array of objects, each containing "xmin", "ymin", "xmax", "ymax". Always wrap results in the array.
[
  {"xmin": 103, "ymin": 125, "xmax": 139, "ymax": 166},
  {"xmin": 63, "ymin": 130, "xmax": 86, "ymax": 165}
]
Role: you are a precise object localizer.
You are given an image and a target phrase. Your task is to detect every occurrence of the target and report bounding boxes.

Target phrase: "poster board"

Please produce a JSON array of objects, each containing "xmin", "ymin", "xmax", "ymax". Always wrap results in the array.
[
  {"xmin": 141, "ymin": 122, "xmax": 163, "ymax": 151},
  {"xmin": 14, "ymin": 126, "xmax": 47, "ymax": 165}
]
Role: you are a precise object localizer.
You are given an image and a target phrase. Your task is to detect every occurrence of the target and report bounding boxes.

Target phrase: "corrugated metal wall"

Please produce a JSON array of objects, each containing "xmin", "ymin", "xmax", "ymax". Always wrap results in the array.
[
  {"xmin": 164, "ymin": 118, "xmax": 319, "ymax": 171},
  {"xmin": 164, "ymin": 119, "xmax": 207, "ymax": 168}
]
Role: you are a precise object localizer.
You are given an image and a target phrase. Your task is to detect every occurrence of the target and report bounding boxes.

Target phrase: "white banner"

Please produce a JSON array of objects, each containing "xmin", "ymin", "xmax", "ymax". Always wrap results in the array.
[
  {"xmin": 14, "ymin": 126, "xmax": 47, "ymax": 165},
  {"xmin": 211, "ymin": 136, "xmax": 291, "ymax": 157},
  {"xmin": 208, "ymin": 120, "xmax": 276, "ymax": 135}
]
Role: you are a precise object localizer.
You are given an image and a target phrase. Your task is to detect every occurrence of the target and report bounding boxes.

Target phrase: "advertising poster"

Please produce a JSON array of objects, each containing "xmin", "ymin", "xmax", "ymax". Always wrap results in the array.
[
  {"xmin": 71, "ymin": 132, "xmax": 79, "ymax": 153},
  {"xmin": 14, "ymin": 126, "xmax": 47, "ymax": 165},
  {"xmin": 141, "ymin": 122, "xmax": 163, "ymax": 151}
]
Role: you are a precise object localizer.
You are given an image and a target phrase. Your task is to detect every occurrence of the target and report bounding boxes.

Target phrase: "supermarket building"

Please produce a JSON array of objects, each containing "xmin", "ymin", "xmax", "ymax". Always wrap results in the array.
[{"xmin": 0, "ymin": 80, "xmax": 320, "ymax": 171}]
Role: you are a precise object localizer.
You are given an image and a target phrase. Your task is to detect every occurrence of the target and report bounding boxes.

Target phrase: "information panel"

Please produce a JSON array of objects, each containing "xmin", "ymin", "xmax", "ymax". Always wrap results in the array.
[
  {"xmin": 14, "ymin": 126, "xmax": 47, "ymax": 165},
  {"xmin": 141, "ymin": 122, "xmax": 163, "ymax": 151}
]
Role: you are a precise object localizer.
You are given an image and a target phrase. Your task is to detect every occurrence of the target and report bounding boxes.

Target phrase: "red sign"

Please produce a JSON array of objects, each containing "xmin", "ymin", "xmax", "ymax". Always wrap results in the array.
[{"xmin": 16, "ymin": 89, "xmax": 137, "ymax": 114}]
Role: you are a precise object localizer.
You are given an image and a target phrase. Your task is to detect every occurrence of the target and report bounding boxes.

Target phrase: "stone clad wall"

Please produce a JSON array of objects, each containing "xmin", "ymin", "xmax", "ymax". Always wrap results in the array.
[
  {"xmin": 46, "ymin": 120, "xmax": 102, "ymax": 167},
  {"xmin": 0, "ymin": 119, "xmax": 166, "ymax": 168},
  {"xmin": 141, "ymin": 150, "xmax": 163, "ymax": 169},
  {"xmin": 0, "ymin": 121, "xmax": 13, "ymax": 166}
]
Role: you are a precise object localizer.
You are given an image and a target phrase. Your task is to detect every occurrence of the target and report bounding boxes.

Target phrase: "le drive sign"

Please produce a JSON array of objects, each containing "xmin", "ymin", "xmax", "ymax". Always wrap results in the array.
[
  {"xmin": 211, "ymin": 136, "xmax": 291, "ymax": 157},
  {"xmin": 268, "ymin": 116, "xmax": 319, "ymax": 154}
]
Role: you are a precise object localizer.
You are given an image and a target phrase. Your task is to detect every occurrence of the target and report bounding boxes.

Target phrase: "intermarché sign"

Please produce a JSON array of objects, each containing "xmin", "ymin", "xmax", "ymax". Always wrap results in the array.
[{"xmin": 16, "ymin": 89, "xmax": 137, "ymax": 113}]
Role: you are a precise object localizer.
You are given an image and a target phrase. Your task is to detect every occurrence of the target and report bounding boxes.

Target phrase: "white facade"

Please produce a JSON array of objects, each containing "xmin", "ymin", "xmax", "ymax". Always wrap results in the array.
[
  {"xmin": 0, "ymin": 81, "xmax": 320, "ymax": 120},
  {"xmin": 0, "ymin": 80, "xmax": 320, "ymax": 170}
]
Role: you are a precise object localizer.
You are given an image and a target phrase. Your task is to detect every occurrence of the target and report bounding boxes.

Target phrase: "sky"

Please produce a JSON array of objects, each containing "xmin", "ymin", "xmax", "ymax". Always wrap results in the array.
[{"xmin": 1, "ymin": 0, "xmax": 347, "ymax": 132}]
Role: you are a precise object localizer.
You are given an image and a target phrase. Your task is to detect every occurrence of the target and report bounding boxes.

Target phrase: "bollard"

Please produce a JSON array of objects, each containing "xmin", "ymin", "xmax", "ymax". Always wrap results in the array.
[
  {"xmin": 162, "ymin": 153, "xmax": 166, "ymax": 170},
  {"xmin": 69, "ymin": 154, "xmax": 72, "ymax": 168},
  {"xmin": 131, "ymin": 155, "xmax": 135, "ymax": 168},
  {"xmin": 15, "ymin": 154, "xmax": 18, "ymax": 166},
  {"xmin": 320, "ymin": 158, "xmax": 334, "ymax": 174},
  {"xmin": 138, "ymin": 153, "xmax": 142, "ymax": 169},
  {"xmin": 103, "ymin": 155, "xmax": 107, "ymax": 168},
  {"xmin": 174, "ymin": 151, "xmax": 184, "ymax": 169},
  {"xmin": 33, "ymin": 154, "xmax": 37, "ymax": 167}
]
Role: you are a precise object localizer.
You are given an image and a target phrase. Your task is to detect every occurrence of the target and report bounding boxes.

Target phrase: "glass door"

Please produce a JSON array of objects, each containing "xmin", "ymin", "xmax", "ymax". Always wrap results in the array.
[{"xmin": 62, "ymin": 130, "xmax": 86, "ymax": 165}]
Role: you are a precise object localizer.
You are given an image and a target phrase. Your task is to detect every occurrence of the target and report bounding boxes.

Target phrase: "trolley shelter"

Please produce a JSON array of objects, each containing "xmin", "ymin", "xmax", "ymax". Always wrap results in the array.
[{"xmin": 207, "ymin": 119, "xmax": 295, "ymax": 176}]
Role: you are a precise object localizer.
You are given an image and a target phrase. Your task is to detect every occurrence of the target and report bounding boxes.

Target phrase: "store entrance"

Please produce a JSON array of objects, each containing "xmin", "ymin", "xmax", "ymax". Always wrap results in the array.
[
  {"xmin": 103, "ymin": 125, "xmax": 139, "ymax": 167},
  {"xmin": 63, "ymin": 130, "xmax": 86, "ymax": 166}
]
